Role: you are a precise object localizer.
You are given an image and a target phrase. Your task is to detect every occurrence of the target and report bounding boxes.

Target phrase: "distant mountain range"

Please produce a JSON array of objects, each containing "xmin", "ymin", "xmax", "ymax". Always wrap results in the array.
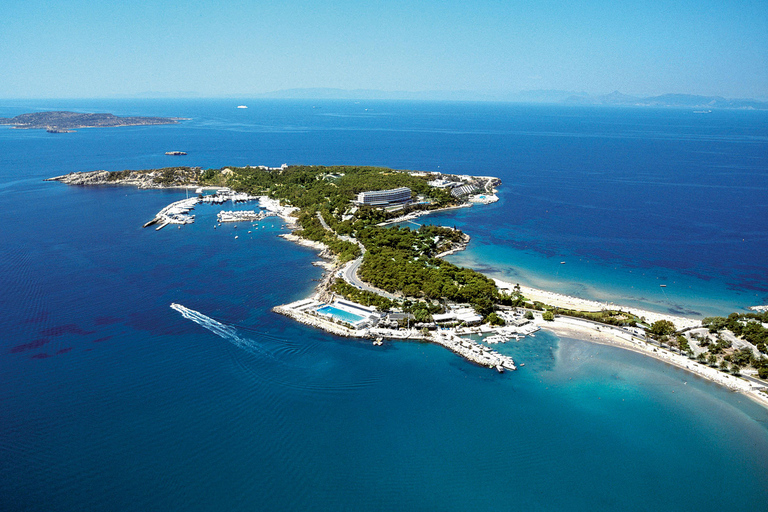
[
  {"xmin": 245, "ymin": 88, "xmax": 768, "ymax": 109},
  {"xmin": 248, "ymin": 88, "xmax": 589, "ymax": 103},
  {"xmin": 565, "ymin": 91, "xmax": 768, "ymax": 110}
]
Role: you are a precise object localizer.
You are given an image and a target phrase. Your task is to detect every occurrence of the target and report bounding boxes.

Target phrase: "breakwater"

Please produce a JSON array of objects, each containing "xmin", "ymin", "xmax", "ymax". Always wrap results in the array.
[
  {"xmin": 274, "ymin": 298, "xmax": 516, "ymax": 372},
  {"xmin": 144, "ymin": 197, "xmax": 198, "ymax": 230},
  {"xmin": 430, "ymin": 331, "xmax": 516, "ymax": 371}
]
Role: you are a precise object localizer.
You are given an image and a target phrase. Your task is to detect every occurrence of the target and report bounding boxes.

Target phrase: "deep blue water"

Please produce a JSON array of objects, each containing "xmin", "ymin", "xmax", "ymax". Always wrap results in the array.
[{"xmin": 1, "ymin": 99, "xmax": 767, "ymax": 511}]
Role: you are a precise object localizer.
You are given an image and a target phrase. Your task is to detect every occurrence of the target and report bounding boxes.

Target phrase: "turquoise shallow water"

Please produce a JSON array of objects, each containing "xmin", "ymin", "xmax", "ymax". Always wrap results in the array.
[{"xmin": 1, "ymin": 99, "xmax": 767, "ymax": 510}]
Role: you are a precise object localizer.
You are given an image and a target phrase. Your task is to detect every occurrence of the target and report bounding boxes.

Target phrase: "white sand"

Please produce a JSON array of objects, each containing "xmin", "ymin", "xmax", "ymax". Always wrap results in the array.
[
  {"xmin": 536, "ymin": 316, "xmax": 768, "ymax": 409},
  {"xmin": 494, "ymin": 279, "xmax": 701, "ymax": 331}
]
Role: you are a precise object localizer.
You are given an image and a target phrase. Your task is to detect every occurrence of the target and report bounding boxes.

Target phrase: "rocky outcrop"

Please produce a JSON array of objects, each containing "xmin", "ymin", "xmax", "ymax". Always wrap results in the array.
[{"xmin": 46, "ymin": 167, "xmax": 202, "ymax": 189}]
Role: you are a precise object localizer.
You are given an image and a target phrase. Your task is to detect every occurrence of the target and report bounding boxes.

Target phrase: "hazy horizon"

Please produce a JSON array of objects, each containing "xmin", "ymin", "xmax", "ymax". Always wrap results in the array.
[{"xmin": 3, "ymin": 0, "xmax": 767, "ymax": 100}]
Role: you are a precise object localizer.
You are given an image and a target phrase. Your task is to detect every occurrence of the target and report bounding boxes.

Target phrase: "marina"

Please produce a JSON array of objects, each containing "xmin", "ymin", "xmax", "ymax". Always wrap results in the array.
[
  {"xmin": 216, "ymin": 210, "xmax": 276, "ymax": 223},
  {"xmin": 143, "ymin": 190, "xmax": 286, "ymax": 229}
]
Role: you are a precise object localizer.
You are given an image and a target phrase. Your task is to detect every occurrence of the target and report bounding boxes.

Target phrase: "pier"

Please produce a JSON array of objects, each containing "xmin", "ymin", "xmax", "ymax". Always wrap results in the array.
[
  {"xmin": 430, "ymin": 331, "xmax": 516, "ymax": 371},
  {"xmin": 144, "ymin": 197, "xmax": 198, "ymax": 230}
]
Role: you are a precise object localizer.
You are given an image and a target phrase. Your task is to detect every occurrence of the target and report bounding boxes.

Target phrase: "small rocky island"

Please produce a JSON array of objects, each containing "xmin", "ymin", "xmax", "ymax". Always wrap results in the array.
[{"xmin": 0, "ymin": 111, "xmax": 182, "ymax": 132}]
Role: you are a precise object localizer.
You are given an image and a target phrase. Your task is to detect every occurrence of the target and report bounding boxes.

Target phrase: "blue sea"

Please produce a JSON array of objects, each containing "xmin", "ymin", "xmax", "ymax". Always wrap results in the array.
[{"xmin": 1, "ymin": 99, "xmax": 767, "ymax": 511}]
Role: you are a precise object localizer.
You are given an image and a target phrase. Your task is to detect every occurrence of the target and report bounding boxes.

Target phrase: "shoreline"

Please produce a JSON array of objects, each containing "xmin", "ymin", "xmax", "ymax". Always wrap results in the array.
[
  {"xmin": 50, "ymin": 169, "xmax": 767, "ymax": 405},
  {"xmin": 536, "ymin": 316, "xmax": 768, "ymax": 410},
  {"xmin": 496, "ymin": 280, "xmax": 702, "ymax": 331},
  {"xmin": 376, "ymin": 203, "xmax": 472, "ymax": 226},
  {"xmin": 275, "ymin": 201, "xmax": 768, "ymax": 406}
]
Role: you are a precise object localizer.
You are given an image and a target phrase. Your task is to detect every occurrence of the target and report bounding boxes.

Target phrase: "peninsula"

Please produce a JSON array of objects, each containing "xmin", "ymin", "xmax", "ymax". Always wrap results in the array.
[
  {"xmin": 0, "ymin": 111, "xmax": 181, "ymax": 131},
  {"xmin": 47, "ymin": 164, "xmax": 768, "ymax": 403}
]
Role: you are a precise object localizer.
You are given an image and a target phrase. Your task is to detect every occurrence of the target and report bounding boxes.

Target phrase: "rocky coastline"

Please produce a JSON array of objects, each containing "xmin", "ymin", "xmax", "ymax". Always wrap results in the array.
[{"xmin": 46, "ymin": 168, "xmax": 203, "ymax": 189}]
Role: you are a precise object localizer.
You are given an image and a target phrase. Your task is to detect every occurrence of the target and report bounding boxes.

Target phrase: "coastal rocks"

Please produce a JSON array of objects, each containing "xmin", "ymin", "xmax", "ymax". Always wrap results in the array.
[
  {"xmin": 435, "ymin": 233, "xmax": 471, "ymax": 258},
  {"xmin": 278, "ymin": 233, "xmax": 330, "ymax": 252},
  {"xmin": 47, "ymin": 170, "xmax": 113, "ymax": 186},
  {"xmin": 47, "ymin": 170, "xmax": 166, "ymax": 188},
  {"xmin": 47, "ymin": 168, "xmax": 204, "ymax": 189}
]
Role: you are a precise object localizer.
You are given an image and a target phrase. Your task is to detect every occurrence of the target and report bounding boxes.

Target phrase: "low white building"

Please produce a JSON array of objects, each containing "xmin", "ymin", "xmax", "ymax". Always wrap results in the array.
[{"xmin": 434, "ymin": 306, "xmax": 482, "ymax": 326}]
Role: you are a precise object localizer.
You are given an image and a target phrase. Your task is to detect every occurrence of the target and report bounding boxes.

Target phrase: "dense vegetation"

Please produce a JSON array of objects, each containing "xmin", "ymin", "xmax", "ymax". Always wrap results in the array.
[
  {"xmin": 356, "ymin": 225, "xmax": 499, "ymax": 315},
  {"xmin": 702, "ymin": 312, "xmax": 768, "ymax": 354},
  {"xmin": 202, "ymin": 165, "xmax": 454, "ymax": 211},
  {"xmin": 552, "ymin": 308, "xmax": 641, "ymax": 327},
  {"xmin": 331, "ymin": 279, "xmax": 394, "ymax": 310},
  {"xmin": 199, "ymin": 165, "xmax": 502, "ymax": 317}
]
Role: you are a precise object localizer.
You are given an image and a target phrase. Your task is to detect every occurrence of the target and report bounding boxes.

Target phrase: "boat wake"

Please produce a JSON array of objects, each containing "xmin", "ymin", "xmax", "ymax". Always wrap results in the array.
[
  {"xmin": 170, "ymin": 303, "xmax": 277, "ymax": 361},
  {"xmin": 170, "ymin": 303, "xmax": 382, "ymax": 394}
]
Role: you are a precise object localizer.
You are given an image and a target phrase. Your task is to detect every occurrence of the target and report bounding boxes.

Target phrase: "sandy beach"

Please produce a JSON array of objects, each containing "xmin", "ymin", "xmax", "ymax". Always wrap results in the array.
[
  {"xmin": 494, "ymin": 279, "xmax": 702, "ymax": 331},
  {"xmin": 534, "ymin": 315, "xmax": 768, "ymax": 409},
  {"xmin": 276, "ymin": 198, "xmax": 767, "ymax": 408}
]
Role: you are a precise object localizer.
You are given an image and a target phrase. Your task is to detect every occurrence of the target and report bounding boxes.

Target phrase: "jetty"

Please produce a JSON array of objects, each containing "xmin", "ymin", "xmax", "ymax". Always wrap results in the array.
[
  {"xmin": 430, "ymin": 331, "xmax": 516, "ymax": 371},
  {"xmin": 144, "ymin": 197, "xmax": 198, "ymax": 230}
]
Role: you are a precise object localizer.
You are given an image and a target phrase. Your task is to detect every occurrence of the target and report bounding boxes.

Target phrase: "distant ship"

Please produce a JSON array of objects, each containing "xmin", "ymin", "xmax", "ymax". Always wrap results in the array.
[
  {"xmin": 693, "ymin": 110, "xmax": 712, "ymax": 114},
  {"xmin": 165, "ymin": 151, "xmax": 187, "ymax": 156},
  {"xmin": 237, "ymin": 105, "xmax": 248, "ymax": 109}
]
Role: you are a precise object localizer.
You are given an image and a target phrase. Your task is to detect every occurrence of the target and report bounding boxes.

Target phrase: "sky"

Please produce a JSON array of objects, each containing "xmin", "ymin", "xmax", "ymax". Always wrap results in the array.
[{"xmin": 2, "ymin": 0, "xmax": 766, "ymax": 99}]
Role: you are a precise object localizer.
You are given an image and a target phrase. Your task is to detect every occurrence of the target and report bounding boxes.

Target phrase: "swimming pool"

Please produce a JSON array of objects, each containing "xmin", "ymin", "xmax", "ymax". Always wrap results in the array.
[{"xmin": 316, "ymin": 305, "xmax": 366, "ymax": 324}]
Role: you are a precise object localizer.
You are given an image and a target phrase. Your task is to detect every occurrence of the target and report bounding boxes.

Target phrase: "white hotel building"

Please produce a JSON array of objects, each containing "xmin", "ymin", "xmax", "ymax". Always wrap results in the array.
[{"xmin": 355, "ymin": 187, "xmax": 412, "ymax": 207}]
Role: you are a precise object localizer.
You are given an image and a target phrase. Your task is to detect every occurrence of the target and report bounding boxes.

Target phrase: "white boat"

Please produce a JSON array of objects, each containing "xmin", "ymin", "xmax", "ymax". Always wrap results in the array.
[{"xmin": 237, "ymin": 105, "xmax": 248, "ymax": 109}]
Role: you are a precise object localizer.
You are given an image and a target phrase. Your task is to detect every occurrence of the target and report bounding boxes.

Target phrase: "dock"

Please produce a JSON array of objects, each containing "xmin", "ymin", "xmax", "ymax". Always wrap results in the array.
[
  {"xmin": 217, "ymin": 210, "xmax": 277, "ymax": 223},
  {"xmin": 430, "ymin": 331, "xmax": 516, "ymax": 371}
]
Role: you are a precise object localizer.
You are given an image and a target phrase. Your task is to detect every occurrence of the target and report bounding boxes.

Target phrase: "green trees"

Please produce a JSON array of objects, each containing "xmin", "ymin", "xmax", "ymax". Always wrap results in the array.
[
  {"xmin": 487, "ymin": 312, "xmax": 505, "ymax": 326},
  {"xmin": 649, "ymin": 320, "xmax": 675, "ymax": 337},
  {"xmin": 208, "ymin": 164, "xmax": 505, "ymax": 313},
  {"xmin": 356, "ymin": 225, "xmax": 499, "ymax": 313},
  {"xmin": 542, "ymin": 311, "xmax": 555, "ymax": 321},
  {"xmin": 331, "ymin": 279, "xmax": 393, "ymax": 310},
  {"xmin": 553, "ymin": 308, "xmax": 639, "ymax": 327}
]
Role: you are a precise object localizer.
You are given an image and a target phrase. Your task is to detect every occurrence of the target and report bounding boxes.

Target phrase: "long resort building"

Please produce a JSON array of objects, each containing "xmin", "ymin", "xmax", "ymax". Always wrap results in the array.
[{"xmin": 356, "ymin": 187, "xmax": 412, "ymax": 207}]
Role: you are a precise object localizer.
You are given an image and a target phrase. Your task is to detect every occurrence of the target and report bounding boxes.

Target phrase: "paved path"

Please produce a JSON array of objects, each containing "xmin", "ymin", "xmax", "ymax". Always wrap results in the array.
[
  {"xmin": 316, "ymin": 211, "xmax": 333, "ymax": 231},
  {"xmin": 721, "ymin": 330, "xmax": 761, "ymax": 358},
  {"xmin": 342, "ymin": 257, "xmax": 398, "ymax": 300}
]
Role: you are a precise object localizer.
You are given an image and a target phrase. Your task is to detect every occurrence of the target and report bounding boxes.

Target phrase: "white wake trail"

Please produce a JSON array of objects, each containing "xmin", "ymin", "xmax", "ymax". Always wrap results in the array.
[{"xmin": 170, "ymin": 303, "xmax": 275, "ymax": 359}]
